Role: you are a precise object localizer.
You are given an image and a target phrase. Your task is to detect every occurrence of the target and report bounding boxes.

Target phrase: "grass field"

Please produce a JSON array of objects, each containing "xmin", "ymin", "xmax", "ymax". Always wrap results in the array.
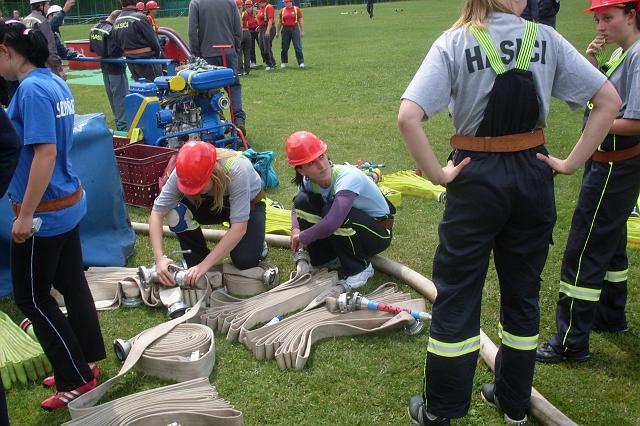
[{"xmin": 1, "ymin": 0, "xmax": 639, "ymax": 424}]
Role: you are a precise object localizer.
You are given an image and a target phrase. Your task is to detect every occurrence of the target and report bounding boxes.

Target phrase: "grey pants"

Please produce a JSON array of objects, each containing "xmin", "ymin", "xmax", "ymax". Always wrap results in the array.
[{"xmin": 102, "ymin": 71, "xmax": 129, "ymax": 131}]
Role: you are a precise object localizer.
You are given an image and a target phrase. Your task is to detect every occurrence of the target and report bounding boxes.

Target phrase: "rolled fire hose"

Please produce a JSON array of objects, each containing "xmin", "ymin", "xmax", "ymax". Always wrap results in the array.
[
  {"xmin": 222, "ymin": 261, "xmax": 279, "ymax": 296},
  {"xmin": 131, "ymin": 222, "xmax": 577, "ymax": 425},
  {"xmin": 66, "ymin": 297, "xmax": 242, "ymax": 424},
  {"xmin": 241, "ymin": 283, "xmax": 426, "ymax": 370}
]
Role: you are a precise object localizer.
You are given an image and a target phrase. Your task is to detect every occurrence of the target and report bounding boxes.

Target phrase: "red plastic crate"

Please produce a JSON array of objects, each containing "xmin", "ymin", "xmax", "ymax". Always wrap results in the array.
[
  {"xmin": 121, "ymin": 182, "xmax": 160, "ymax": 209},
  {"xmin": 113, "ymin": 136, "xmax": 133, "ymax": 149},
  {"xmin": 114, "ymin": 144, "xmax": 177, "ymax": 186}
]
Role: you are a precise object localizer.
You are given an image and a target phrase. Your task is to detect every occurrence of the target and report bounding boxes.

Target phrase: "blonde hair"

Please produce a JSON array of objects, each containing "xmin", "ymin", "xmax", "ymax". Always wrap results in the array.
[
  {"xmin": 185, "ymin": 148, "xmax": 238, "ymax": 212},
  {"xmin": 450, "ymin": 0, "xmax": 514, "ymax": 30}
]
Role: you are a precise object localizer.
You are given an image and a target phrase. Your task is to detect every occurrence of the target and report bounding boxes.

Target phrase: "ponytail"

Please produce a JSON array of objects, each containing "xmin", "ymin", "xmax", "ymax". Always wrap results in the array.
[
  {"xmin": 450, "ymin": 0, "xmax": 514, "ymax": 30},
  {"xmin": 0, "ymin": 20, "xmax": 49, "ymax": 68}
]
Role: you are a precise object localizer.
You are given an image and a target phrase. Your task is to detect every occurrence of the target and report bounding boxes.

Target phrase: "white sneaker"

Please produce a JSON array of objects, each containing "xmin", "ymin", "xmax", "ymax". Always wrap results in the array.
[
  {"xmin": 250, "ymin": 62, "xmax": 257, "ymax": 68},
  {"xmin": 344, "ymin": 263, "xmax": 374, "ymax": 289},
  {"xmin": 265, "ymin": 66, "xmax": 273, "ymax": 71},
  {"xmin": 281, "ymin": 63, "xmax": 287, "ymax": 68},
  {"xmin": 299, "ymin": 63, "xmax": 305, "ymax": 69}
]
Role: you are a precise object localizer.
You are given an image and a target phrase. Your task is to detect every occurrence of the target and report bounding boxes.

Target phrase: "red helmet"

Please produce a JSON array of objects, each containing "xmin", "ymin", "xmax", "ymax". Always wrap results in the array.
[
  {"xmin": 244, "ymin": 0, "xmax": 253, "ymax": 6},
  {"xmin": 584, "ymin": 0, "xmax": 639, "ymax": 12},
  {"xmin": 135, "ymin": 2, "xmax": 145, "ymax": 10},
  {"xmin": 146, "ymin": 0, "xmax": 160, "ymax": 10},
  {"xmin": 285, "ymin": 131, "xmax": 328, "ymax": 166},
  {"xmin": 175, "ymin": 141, "xmax": 218, "ymax": 195},
  {"xmin": 235, "ymin": 0, "xmax": 243, "ymax": 6}
]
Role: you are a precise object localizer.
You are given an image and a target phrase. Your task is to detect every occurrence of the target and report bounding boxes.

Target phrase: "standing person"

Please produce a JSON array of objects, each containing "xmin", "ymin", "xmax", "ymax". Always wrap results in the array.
[
  {"xmin": 47, "ymin": 0, "xmax": 83, "ymax": 60},
  {"xmin": 367, "ymin": 0, "xmax": 374, "ymax": 19},
  {"xmin": 145, "ymin": 0, "xmax": 159, "ymax": 33},
  {"xmin": 188, "ymin": 0, "xmax": 247, "ymax": 135},
  {"xmin": 235, "ymin": 0, "xmax": 245, "ymax": 75},
  {"xmin": 243, "ymin": 0, "xmax": 259, "ymax": 68},
  {"xmin": 113, "ymin": 0, "xmax": 162, "ymax": 82},
  {"xmin": 286, "ymin": 131, "xmax": 394, "ymax": 289},
  {"xmin": 537, "ymin": 0, "xmax": 640, "ymax": 364},
  {"xmin": 90, "ymin": 10, "xmax": 128, "ymax": 131},
  {"xmin": 241, "ymin": 0, "xmax": 257, "ymax": 75},
  {"xmin": 276, "ymin": 0, "xmax": 304, "ymax": 69},
  {"xmin": 23, "ymin": 0, "xmax": 64, "ymax": 78},
  {"xmin": 0, "ymin": 20, "xmax": 106, "ymax": 411},
  {"xmin": 0, "ymin": 109, "xmax": 19, "ymax": 426},
  {"xmin": 397, "ymin": 0, "xmax": 621, "ymax": 423},
  {"xmin": 521, "ymin": 0, "xmax": 560, "ymax": 28},
  {"xmin": 256, "ymin": 0, "xmax": 276, "ymax": 70},
  {"xmin": 149, "ymin": 141, "xmax": 266, "ymax": 285}
]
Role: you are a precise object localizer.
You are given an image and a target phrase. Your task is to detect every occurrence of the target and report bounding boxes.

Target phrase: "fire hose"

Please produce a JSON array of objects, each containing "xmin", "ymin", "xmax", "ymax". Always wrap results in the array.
[
  {"xmin": 66, "ymin": 297, "xmax": 243, "ymax": 425},
  {"xmin": 131, "ymin": 222, "xmax": 577, "ymax": 425}
]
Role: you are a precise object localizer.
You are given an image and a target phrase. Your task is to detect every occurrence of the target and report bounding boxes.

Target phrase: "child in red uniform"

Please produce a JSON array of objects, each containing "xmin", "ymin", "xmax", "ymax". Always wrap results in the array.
[{"xmin": 276, "ymin": 0, "xmax": 304, "ymax": 68}]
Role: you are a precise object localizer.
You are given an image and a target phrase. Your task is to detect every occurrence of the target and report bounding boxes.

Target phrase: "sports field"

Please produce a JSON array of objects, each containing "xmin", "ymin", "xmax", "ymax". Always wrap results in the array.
[{"xmin": 1, "ymin": 0, "xmax": 638, "ymax": 424}]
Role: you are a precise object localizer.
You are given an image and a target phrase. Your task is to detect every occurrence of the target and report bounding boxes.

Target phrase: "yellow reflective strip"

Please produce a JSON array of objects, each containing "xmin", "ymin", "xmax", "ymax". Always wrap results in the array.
[
  {"xmin": 470, "ymin": 27, "xmax": 506, "ymax": 74},
  {"xmin": 605, "ymin": 269, "xmax": 628, "ymax": 283},
  {"xmin": 352, "ymin": 222, "xmax": 392, "ymax": 239},
  {"xmin": 516, "ymin": 21, "xmax": 538, "ymax": 70},
  {"xmin": 295, "ymin": 209, "xmax": 321, "ymax": 224},
  {"xmin": 91, "ymin": 28, "xmax": 110, "ymax": 35},
  {"xmin": 116, "ymin": 15, "xmax": 141, "ymax": 22},
  {"xmin": 127, "ymin": 96, "xmax": 159, "ymax": 138},
  {"xmin": 559, "ymin": 281, "xmax": 601, "ymax": 302},
  {"xmin": 500, "ymin": 329, "xmax": 538, "ymax": 351},
  {"xmin": 223, "ymin": 152, "xmax": 243, "ymax": 173},
  {"xmin": 427, "ymin": 335, "xmax": 480, "ymax": 357},
  {"xmin": 333, "ymin": 227, "xmax": 356, "ymax": 237}
]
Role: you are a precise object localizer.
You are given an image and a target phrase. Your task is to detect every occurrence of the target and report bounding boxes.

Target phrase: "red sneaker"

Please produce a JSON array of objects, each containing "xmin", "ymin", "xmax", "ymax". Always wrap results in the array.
[
  {"xmin": 41, "ymin": 378, "xmax": 97, "ymax": 411},
  {"xmin": 41, "ymin": 366, "xmax": 100, "ymax": 388}
]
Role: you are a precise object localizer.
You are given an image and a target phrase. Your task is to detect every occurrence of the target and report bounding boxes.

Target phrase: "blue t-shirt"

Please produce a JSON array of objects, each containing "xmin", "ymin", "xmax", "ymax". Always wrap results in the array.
[
  {"xmin": 7, "ymin": 68, "xmax": 86, "ymax": 237},
  {"xmin": 303, "ymin": 165, "xmax": 390, "ymax": 218}
]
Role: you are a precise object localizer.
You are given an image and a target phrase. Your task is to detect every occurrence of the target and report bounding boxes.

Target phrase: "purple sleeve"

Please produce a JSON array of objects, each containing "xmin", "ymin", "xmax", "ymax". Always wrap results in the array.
[
  {"xmin": 299, "ymin": 190, "xmax": 357, "ymax": 246},
  {"xmin": 291, "ymin": 204, "xmax": 299, "ymax": 230}
]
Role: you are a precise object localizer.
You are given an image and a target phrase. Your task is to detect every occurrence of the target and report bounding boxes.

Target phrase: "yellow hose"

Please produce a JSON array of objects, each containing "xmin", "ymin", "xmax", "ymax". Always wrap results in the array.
[
  {"xmin": 628, "ymin": 216, "xmax": 640, "ymax": 250},
  {"xmin": 381, "ymin": 170, "xmax": 445, "ymax": 201}
]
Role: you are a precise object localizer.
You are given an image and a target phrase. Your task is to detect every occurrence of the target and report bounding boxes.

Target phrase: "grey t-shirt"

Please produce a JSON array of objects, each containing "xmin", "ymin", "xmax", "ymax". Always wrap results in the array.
[
  {"xmin": 153, "ymin": 153, "xmax": 262, "ymax": 223},
  {"xmin": 607, "ymin": 42, "xmax": 640, "ymax": 120},
  {"xmin": 402, "ymin": 12, "xmax": 608, "ymax": 136}
]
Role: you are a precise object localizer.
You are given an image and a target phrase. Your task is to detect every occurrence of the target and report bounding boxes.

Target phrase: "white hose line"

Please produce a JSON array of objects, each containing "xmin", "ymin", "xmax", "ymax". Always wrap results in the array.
[{"xmin": 131, "ymin": 221, "xmax": 576, "ymax": 426}]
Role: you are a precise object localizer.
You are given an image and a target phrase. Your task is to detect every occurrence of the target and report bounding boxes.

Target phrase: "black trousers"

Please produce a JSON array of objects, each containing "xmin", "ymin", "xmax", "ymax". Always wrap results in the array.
[
  {"xmin": 11, "ymin": 226, "xmax": 106, "ymax": 391},
  {"xmin": 258, "ymin": 27, "xmax": 276, "ymax": 68},
  {"xmin": 126, "ymin": 54, "xmax": 163, "ymax": 82},
  {"xmin": 241, "ymin": 31, "xmax": 252, "ymax": 74},
  {"xmin": 177, "ymin": 198, "xmax": 266, "ymax": 270},
  {"xmin": 250, "ymin": 30, "xmax": 259, "ymax": 64},
  {"xmin": 426, "ymin": 147, "xmax": 555, "ymax": 417},
  {"xmin": 293, "ymin": 191, "xmax": 392, "ymax": 276},
  {"xmin": 550, "ymin": 155, "xmax": 640, "ymax": 355}
]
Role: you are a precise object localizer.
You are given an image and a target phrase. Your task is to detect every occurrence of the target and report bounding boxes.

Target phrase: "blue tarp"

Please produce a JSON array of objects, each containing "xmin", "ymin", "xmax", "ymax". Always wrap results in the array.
[{"xmin": 0, "ymin": 113, "xmax": 136, "ymax": 297}]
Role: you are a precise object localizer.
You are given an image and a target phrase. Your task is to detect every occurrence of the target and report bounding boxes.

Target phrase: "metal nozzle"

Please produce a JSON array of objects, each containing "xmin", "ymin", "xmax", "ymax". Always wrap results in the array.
[
  {"xmin": 403, "ymin": 319, "xmax": 424, "ymax": 336},
  {"xmin": 263, "ymin": 267, "xmax": 279, "ymax": 287},
  {"xmin": 167, "ymin": 302, "xmax": 189, "ymax": 319},
  {"xmin": 113, "ymin": 338, "xmax": 132, "ymax": 362}
]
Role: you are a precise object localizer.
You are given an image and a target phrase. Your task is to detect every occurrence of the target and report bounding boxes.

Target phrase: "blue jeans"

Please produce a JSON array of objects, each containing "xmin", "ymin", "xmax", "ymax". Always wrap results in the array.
[
  {"xmin": 204, "ymin": 52, "xmax": 246, "ymax": 122},
  {"xmin": 281, "ymin": 27, "xmax": 304, "ymax": 65}
]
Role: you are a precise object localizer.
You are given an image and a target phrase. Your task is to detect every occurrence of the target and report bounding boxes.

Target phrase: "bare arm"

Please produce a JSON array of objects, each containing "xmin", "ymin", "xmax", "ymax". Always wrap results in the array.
[
  {"xmin": 537, "ymin": 81, "xmax": 622, "ymax": 173},
  {"xmin": 609, "ymin": 118, "xmax": 640, "ymax": 136},
  {"xmin": 148, "ymin": 209, "xmax": 176, "ymax": 286},
  {"xmin": 397, "ymin": 99, "xmax": 470, "ymax": 186},
  {"xmin": 12, "ymin": 144, "xmax": 56, "ymax": 243}
]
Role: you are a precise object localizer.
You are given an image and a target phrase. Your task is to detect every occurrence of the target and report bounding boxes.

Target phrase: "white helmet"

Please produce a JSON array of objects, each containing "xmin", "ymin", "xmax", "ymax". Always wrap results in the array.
[
  {"xmin": 29, "ymin": 0, "xmax": 48, "ymax": 5},
  {"xmin": 47, "ymin": 4, "xmax": 62, "ymax": 15}
]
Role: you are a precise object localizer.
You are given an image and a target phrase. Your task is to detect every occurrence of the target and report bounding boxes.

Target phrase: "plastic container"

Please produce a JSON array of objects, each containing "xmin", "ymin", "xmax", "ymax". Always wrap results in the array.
[
  {"xmin": 115, "ymin": 144, "xmax": 177, "ymax": 185},
  {"xmin": 113, "ymin": 135, "xmax": 133, "ymax": 149},
  {"xmin": 65, "ymin": 40, "xmax": 100, "ymax": 70},
  {"xmin": 121, "ymin": 182, "xmax": 161, "ymax": 209}
]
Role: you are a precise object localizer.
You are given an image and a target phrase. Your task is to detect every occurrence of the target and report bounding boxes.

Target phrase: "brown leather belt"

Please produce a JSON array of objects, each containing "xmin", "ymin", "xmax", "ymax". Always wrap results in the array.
[
  {"xmin": 376, "ymin": 217, "xmax": 394, "ymax": 230},
  {"xmin": 12, "ymin": 185, "xmax": 83, "ymax": 217},
  {"xmin": 591, "ymin": 143, "xmax": 640, "ymax": 163},
  {"xmin": 125, "ymin": 46, "xmax": 152, "ymax": 55},
  {"xmin": 450, "ymin": 129, "xmax": 545, "ymax": 153},
  {"xmin": 251, "ymin": 188, "xmax": 265, "ymax": 210}
]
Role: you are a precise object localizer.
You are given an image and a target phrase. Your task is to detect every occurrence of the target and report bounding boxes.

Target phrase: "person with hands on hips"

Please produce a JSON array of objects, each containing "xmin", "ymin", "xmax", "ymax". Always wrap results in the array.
[
  {"xmin": 399, "ymin": 0, "xmax": 621, "ymax": 423},
  {"xmin": 537, "ymin": 0, "xmax": 640, "ymax": 364},
  {"xmin": 1, "ymin": 20, "xmax": 106, "ymax": 412},
  {"xmin": 149, "ymin": 141, "xmax": 266, "ymax": 287},
  {"xmin": 276, "ymin": 0, "xmax": 304, "ymax": 69},
  {"xmin": 287, "ymin": 131, "xmax": 394, "ymax": 290}
]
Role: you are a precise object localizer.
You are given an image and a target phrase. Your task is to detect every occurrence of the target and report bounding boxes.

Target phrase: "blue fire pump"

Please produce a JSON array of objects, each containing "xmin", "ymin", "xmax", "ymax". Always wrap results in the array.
[{"xmin": 124, "ymin": 61, "xmax": 244, "ymax": 149}]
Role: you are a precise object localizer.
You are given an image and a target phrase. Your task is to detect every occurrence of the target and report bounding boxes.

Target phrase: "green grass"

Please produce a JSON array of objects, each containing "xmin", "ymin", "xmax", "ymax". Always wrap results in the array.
[{"xmin": 2, "ymin": 0, "xmax": 640, "ymax": 424}]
